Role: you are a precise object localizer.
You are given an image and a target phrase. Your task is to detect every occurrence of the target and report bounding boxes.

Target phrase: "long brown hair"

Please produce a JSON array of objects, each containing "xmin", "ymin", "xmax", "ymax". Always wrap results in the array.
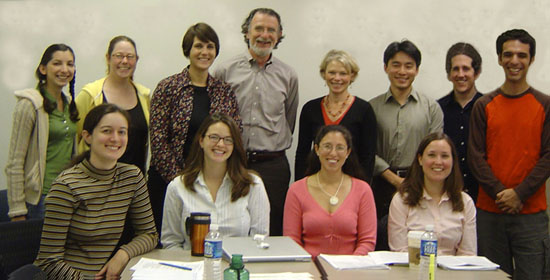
[
  {"xmin": 181, "ymin": 113, "xmax": 253, "ymax": 202},
  {"xmin": 399, "ymin": 132, "xmax": 464, "ymax": 211}
]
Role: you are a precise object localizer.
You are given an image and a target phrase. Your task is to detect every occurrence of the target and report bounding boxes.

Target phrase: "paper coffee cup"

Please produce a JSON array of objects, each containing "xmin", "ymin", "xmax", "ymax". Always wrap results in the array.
[{"xmin": 407, "ymin": 230, "xmax": 424, "ymax": 269}]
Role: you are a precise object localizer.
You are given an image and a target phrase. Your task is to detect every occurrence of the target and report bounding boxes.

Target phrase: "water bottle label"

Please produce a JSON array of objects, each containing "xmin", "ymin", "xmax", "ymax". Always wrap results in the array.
[
  {"xmin": 420, "ymin": 240, "xmax": 437, "ymax": 256},
  {"xmin": 204, "ymin": 240, "xmax": 223, "ymax": 258}
]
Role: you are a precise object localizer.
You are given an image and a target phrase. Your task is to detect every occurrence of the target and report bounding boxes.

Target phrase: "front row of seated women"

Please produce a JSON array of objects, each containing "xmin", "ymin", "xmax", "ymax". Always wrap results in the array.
[{"xmin": 33, "ymin": 106, "xmax": 475, "ymax": 278}]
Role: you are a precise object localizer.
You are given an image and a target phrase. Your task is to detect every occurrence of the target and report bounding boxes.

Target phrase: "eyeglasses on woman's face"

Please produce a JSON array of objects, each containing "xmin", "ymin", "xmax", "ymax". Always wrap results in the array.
[{"xmin": 206, "ymin": 134, "xmax": 234, "ymax": 145}]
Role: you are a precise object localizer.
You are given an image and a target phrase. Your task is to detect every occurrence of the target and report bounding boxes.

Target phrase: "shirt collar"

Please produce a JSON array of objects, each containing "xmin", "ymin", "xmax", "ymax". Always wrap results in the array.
[
  {"xmin": 420, "ymin": 189, "xmax": 450, "ymax": 206},
  {"xmin": 383, "ymin": 88, "xmax": 419, "ymax": 103},
  {"xmin": 440, "ymin": 90, "xmax": 483, "ymax": 108},
  {"xmin": 195, "ymin": 171, "xmax": 231, "ymax": 188},
  {"xmin": 244, "ymin": 50, "xmax": 273, "ymax": 68}
]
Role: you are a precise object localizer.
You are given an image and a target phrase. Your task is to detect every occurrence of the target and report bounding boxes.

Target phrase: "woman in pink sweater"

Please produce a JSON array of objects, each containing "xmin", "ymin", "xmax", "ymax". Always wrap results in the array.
[{"xmin": 283, "ymin": 125, "xmax": 377, "ymax": 257}]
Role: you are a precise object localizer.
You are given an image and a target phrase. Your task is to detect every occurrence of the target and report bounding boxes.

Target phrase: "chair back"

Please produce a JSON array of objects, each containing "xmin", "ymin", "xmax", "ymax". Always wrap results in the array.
[{"xmin": 0, "ymin": 219, "xmax": 44, "ymax": 275}]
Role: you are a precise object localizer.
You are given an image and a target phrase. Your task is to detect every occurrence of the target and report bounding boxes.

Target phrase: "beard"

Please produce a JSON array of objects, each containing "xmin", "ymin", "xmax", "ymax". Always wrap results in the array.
[{"xmin": 249, "ymin": 39, "xmax": 274, "ymax": 58}]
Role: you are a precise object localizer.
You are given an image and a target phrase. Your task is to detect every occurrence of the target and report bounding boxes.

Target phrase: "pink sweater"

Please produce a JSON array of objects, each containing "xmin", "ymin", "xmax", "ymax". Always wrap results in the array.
[{"xmin": 283, "ymin": 177, "xmax": 377, "ymax": 257}]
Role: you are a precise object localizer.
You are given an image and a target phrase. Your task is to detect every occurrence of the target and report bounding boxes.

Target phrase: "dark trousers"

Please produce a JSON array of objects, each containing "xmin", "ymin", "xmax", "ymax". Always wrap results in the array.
[
  {"xmin": 477, "ymin": 209, "xmax": 550, "ymax": 280},
  {"xmin": 147, "ymin": 167, "xmax": 169, "ymax": 239},
  {"xmin": 371, "ymin": 174, "xmax": 401, "ymax": 251},
  {"xmin": 248, "ymin": 155, "xmax": 290, "ymax": 236},
  {"xmin": 371, "ymin": 175, "xmax": 398, "ymax": 220}
]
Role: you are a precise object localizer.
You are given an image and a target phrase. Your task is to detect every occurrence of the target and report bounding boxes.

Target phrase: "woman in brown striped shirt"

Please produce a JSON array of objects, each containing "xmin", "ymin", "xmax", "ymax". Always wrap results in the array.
[{"xmin": 34, "ymin": 104, "xmax": 158, "ymax": 279}]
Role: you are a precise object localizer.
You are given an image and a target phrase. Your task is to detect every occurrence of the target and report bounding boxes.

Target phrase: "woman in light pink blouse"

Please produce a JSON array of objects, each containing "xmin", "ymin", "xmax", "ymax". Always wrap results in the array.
[
  {"xmin": 283, "ymin": 125, "xmax": 376, "ymax": 257},
  {"xmin": 388, "ymin": 132, "xmax": 476, "ymax": 255}
]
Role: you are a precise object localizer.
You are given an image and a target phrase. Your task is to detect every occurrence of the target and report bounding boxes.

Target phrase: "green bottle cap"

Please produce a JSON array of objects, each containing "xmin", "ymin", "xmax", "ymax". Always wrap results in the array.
[{"xmin": 230, "ymin": 254, "xmax": 244, "ymax": 269}]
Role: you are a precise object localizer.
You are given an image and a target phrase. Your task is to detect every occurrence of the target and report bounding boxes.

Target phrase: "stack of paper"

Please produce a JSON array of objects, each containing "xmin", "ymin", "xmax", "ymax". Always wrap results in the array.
[
  {"xmin": 250, "ymin": 272, "xmax": 314, "ymax": 279},
  {"xmin": 437, "ymin": 256, "xmax": 500, "ymax": 270},
  {"xmin": 368, "ymin": 251, "xmax": 409, "ymax": 265},
  {"xmin": 318, "ymin": 254, "xmax": 389, "ymax": 270},
  {"xmin": 130, "ymin": 257, "xmax": 204, "ymax": 280}
]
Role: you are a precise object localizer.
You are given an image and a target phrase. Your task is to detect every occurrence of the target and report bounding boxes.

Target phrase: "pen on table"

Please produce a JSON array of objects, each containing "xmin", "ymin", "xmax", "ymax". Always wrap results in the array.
[{"xmin": 159, "ymin": 262, "xmax": 193, "ymax": 270}]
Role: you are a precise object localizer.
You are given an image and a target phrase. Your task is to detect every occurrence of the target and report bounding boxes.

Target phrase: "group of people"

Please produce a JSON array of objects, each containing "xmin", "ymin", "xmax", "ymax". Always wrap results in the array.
[{"xmin": 3, "ymin": 6, "xmax": 549, "ymax": 280}]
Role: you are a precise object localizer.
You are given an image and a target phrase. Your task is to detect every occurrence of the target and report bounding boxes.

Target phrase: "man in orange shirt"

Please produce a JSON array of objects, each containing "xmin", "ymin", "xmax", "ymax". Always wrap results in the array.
[{"xmin": 468, "ymin": 29, "xmax": 550, "ymax": 279}]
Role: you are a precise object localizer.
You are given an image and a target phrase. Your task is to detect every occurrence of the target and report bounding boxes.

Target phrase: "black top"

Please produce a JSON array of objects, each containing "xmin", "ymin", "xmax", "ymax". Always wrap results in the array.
[
  {"xmin": 438, "ymin": 90, "xmax": 483, "ymax": 202},
  {"xmin": 295, "ymin": 96, "xmax": 377, "ymax": 183},
  {"xmin": 182, "ymin": 86, "xmax": 210, "ymax": 161},
  {"xmin": 103, "ymin": 90, "xmax": 148, "ymax": 174}
]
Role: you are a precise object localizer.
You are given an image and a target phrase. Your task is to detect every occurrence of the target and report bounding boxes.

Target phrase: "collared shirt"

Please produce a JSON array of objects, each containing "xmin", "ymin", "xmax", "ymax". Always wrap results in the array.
[
  {"xmin": 438, "ymin": 91, "xmax": 483, "ymax": 201},
  {"xmin": 388, "ymin": 191, "xmax": 477, "ymax": 256},
  {"xmin": 161, "ymin": 172, "xmax": 270, "ymax": 250},
  {"xmin": 43, "ymin": 91, "xmax": 76, "ymax": 195},
  {"xmin": 369, "ymin": 89, "xmax": 443, "ymax": 175},
  {"xmin": 214, "ymin": 51, "xmax": 299, "ymax": 152}
]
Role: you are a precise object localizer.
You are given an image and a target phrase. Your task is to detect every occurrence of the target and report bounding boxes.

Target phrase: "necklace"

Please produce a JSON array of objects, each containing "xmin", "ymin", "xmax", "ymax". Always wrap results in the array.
[
  {"xmin": 316, "ymin": 173, "xmax": 344, "ymax": 206},
  {"xmin": 324, "ymin": 94, "xmax": 350, "ymax": 118}
]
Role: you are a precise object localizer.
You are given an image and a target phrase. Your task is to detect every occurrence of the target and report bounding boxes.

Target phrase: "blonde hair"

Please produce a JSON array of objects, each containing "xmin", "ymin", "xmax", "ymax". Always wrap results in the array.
[{"xmin": 319, "ymin": 49, "xmax": 360, "ymax": 83}]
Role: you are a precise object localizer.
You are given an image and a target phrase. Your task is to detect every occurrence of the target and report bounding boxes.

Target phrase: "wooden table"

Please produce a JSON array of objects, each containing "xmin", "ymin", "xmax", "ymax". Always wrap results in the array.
[
  {"xmin": 315, "ymin": 256, "xmax": 511, "ymax": 280},
  {"xmin": 121, "ymin": 248, "xmax": 321, "ymax": 280}
]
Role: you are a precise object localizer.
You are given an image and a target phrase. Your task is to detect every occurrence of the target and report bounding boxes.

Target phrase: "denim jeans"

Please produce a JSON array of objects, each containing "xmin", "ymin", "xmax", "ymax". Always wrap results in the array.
[
  {"xmin": 25, "ymin": 194, "xmax": 46, "ymax": 220},
  {"xmin": 477, "ymin": 209, "xmax": 550, "ymax": 280}
]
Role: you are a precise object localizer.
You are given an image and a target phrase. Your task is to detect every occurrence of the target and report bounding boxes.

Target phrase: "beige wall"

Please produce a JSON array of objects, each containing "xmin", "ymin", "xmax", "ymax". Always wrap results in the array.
[{"xmin": 1, "ymin": 0, "xmax": 550, "ymax": 190}]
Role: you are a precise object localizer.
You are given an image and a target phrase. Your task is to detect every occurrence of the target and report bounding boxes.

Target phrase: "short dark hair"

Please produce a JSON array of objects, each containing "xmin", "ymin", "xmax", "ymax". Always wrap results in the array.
[
  {"xmin": 445, "ymin": 42, "xmax": 482, "ymax": 75},
  {"xmin": 496, "ymin": 29, "xmax": 536, "ymax": 59},
  {"xmin": 383, "ymin": 40, "xmax": 421, "ymax": 68},
  {"xmin": 182, "ymin": 22, "xmax": 220, "ymax": 58},
  {"xmin": 399, "ymin": 132, "xmax": 464, "ymax": 212},
  {"xmin": 241, "ymin": 8, "xmax": 285, "ymax": 49},
  {"xmin": 305, "ymin": 125, "xmax": 366, "ymax": 181}
]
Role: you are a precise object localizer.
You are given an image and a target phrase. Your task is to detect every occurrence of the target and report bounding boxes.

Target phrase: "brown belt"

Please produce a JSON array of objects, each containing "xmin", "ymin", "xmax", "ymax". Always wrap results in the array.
[
  {"xmin": 247, "ymin": 150, "xmax": 285, "ymax": 163},
  {"xmin": 390, "ymin": 167, "xmax": 410, "ymax": 178}
]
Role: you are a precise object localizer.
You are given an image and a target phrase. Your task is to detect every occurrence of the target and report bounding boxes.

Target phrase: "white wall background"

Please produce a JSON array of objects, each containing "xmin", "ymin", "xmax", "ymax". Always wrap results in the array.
[{"xmin": 1, "ymin": 0, "xmax": 550, "ymax": 190}]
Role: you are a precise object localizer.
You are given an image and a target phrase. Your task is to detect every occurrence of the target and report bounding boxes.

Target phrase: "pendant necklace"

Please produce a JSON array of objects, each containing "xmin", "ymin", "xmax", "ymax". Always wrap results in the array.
[{"xmin": 316, "ymin": 173, "xmax": 344, "ymax": 206}]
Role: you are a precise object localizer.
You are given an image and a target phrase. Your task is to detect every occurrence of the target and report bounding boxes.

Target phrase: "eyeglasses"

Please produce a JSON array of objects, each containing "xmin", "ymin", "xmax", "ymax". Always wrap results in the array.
[
  {"xmin": 319, "ymin": 143, "xmax": 348, "ymax": 153},
  {"xmin": 111, "ymin": 53, "xmax": 137, "ymax": 61},
  {"xmin": 206, "ymin": 134, "xmax": 234, "ymax": 145}
]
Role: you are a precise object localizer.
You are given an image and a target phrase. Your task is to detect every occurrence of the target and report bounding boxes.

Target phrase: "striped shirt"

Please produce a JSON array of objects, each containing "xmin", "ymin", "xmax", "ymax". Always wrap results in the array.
[{"xmin": 34, "ymin": 159, "xmax": 158, "ymax": 279}]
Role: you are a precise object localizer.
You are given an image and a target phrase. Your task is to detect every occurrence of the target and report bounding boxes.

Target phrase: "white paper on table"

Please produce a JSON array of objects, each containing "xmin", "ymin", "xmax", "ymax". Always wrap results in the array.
[
  {"xmin": 250, "ymin": 272, "xmax": 314, "ymax": 279},
  {"xmin": 437, "ymin": 256, "xmax": 500, "ymax": 270},
  {"xmin": 130, "ymin": 257, "xmax": 204, "ymax": 280},
  {"xmin": 319, "ymin": 254, "xmax": 389, "ymax": 270},
  {"xmin": 368, "ymin": 251, "xmax": 409, "ymax": 265}
]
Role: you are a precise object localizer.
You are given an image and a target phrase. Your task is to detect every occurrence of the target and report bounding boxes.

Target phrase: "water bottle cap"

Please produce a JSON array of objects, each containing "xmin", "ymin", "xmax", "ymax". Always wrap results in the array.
[
  {"xmin": 210, "ymin": 224, "xmax": 219, "ymax": 231},
  {"xmin": 425, "ymin": 224, "xmax": 434, "ymax": 231}
]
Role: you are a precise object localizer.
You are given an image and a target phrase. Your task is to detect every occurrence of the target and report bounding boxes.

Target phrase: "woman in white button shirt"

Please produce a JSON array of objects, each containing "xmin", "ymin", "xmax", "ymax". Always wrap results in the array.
[{"xmin": 161, "ymin": 113, "xmax": 270, "ymax": 249}]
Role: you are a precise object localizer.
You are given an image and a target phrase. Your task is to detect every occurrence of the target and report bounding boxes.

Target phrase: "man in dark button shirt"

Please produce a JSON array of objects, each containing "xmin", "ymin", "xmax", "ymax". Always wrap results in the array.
[{"xmin": 438, "ymin": 42, "xmax": 483, "ymax": 202}]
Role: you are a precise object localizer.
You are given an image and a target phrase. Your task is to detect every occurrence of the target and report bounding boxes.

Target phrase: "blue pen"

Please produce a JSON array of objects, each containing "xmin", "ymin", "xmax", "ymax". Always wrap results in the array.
[{"xmin": 159, "ymin": 262, "xmax": 193, "ymax": 271}]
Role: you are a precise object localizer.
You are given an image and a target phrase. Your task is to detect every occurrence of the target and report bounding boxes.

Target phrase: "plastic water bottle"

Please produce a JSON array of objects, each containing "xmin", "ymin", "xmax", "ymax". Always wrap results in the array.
[
  {"xmin": 224, "ymin": 254, "xmax": 249, "ymax": 280},
  {"xmin": 204, "ymin": 224, "xmax": 222, "ymax": 280},
  {"xmin": 418, "ymin": 224, "xmax": 437, "ymax": 280}
]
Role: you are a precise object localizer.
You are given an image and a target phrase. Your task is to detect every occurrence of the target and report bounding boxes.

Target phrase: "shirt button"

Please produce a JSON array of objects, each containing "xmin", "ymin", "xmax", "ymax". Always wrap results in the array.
[
  {"xmin": 460, "ymin": 142, "xmax": 465, "ymax": 146},
  {"xmin": 460, "ymin": 126, "xmax": 464, "ymax": 130},
  {"xmin": 252, "ymin": 117, "xmax": 256, "ymax": 121},
  {"xmin": 463, "ymin": 174, "xmax": 467, "ymax": 177},
  {"xmin": 255, "ymin": 86, "xmax": 259, "ymax": 90},
  {"xmin": 251, "ymin": 132, "xmax": 255, "ymax": 136},
  {"xmin": 461, "ymin": 157, "xmax": 465, "ymax": 162},
  {"xmin": 253, "ymin": 102, "xmax": 257, "ymax": 106}
]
